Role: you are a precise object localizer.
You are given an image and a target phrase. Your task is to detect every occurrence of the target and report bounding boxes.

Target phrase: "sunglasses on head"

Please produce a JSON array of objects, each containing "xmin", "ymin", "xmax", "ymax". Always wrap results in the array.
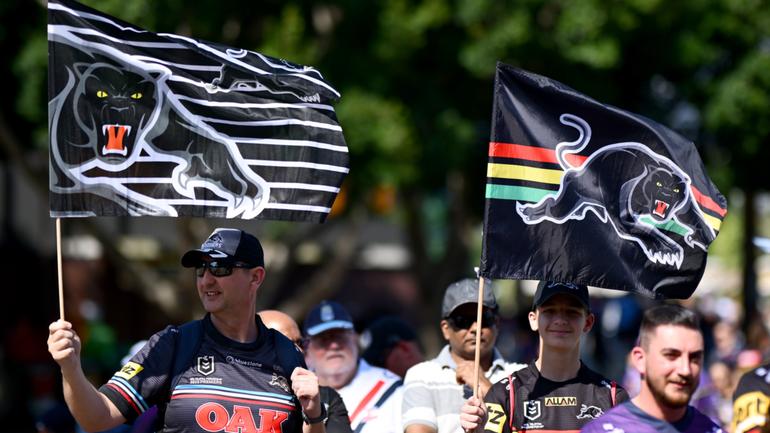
[
  {"xmin": 195, "ymin": 261, "xmax": 252, "ymax": 277},
  {"xmin": 447, "ymin": 310, "xmax": 497, "ymax": 330}
]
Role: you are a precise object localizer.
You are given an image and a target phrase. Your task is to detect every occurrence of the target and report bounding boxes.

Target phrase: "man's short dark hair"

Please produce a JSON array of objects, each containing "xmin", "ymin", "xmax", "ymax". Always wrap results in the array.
[{"xmin": 638, "ymin": 304, "xmax": 700, "ymax": 349}]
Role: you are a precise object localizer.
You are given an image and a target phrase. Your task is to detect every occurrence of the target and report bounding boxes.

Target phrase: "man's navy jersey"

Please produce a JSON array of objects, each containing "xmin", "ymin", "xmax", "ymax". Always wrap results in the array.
[
  {"xmin": 732, "ymin": 364, "xmax": 770, "ymax": 433},
  {"xmin": 580, "ymin": 401, "xmax": 723, "ymax": 433},
  {"xmin": 483, "ymin": 362, "xmax": 628, "ymax": 433},
  {"xmin": 99, "ymin": 314, "xmax": 305, "ymax": 433}
]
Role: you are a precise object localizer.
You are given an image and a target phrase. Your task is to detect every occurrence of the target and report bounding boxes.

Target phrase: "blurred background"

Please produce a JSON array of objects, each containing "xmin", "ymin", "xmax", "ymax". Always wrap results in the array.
[{"xmin": 1, "ymin": 0, "xmax": 769, "ymax": 430}]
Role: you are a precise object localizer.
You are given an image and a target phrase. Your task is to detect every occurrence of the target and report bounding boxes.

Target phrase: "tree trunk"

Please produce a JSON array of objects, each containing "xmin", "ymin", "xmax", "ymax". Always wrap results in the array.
[{"xmin": 741, "ymin": 188, "xmax": 758, "ymax": 337}]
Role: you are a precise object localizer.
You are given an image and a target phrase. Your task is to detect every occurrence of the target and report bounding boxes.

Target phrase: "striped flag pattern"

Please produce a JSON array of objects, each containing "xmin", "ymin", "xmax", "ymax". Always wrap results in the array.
[
  {"xmin": 480, "ymin": 64, "xmax": 727, "ymax": 299},
  {"xmin": 48, "ymin": 0, "xmax": 348, "ymax": 221}
]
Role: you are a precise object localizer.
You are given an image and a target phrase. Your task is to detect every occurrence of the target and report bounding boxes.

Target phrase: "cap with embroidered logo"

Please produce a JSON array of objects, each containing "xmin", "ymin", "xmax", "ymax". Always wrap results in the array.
[
  {"xmin": 304, "ymin": 300, "xmax": 354, "ymax": 337},
  {"xmin": 532, "ymin": 280, "xmax": 590, "ymax": 312},
  {"xmin": 181, "ymin": 228, "xmax": 264, "ymax": 268}
]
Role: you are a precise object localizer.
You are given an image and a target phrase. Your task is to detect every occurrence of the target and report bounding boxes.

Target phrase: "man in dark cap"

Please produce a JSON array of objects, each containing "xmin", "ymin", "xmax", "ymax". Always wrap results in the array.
[
  {"xmin": 402, "ymin": 278, "xmax": 525, "ymax": 433},
  {"xmin": 460, "ymin": 281, "xmax": 628, "ymax": 433},
  {"xmin": 303, "ymin": 300, "xmax": 403, "ymax": 433},
  {"xmin": 361, "ymin": 316, "xmax": 424, "ymax": 378},
  {"xmin": 48, "ymin": 228, "xmax": 327, "ymax": 433}
]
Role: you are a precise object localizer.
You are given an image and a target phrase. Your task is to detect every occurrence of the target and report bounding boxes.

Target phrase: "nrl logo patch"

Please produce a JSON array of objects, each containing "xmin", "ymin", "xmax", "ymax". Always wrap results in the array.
[
  {"xmin": 269, "ymin": 373, "xmax": 290, "ymax": 392},
  {"xmin": 523, "ymin": 400, "xmax": 541, "ymax": 421},
  {"xmin": 197, "ymin": 356, "xmax": 215, "ymax": 376}
]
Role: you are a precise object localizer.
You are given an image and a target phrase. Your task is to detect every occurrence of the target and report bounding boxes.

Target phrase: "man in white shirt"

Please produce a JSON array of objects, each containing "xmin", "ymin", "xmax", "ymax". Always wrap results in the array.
[
  {"xmin": 402, "ymin": 278, "xmax": 525, "ymax": 433},
  {"xmin": 304, "ymin": 301, "xmax": 403, "ymax": 433}
]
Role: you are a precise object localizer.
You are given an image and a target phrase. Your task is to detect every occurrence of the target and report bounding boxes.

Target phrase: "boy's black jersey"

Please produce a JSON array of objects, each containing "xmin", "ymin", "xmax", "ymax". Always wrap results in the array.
[{"xmin": 482, "ymin": 362, "xmax": 628, "ymax": 433}]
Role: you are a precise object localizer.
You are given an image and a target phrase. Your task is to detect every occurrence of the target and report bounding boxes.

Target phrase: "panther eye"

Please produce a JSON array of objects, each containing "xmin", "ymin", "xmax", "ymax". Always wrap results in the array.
[
  {"xmin": 96, "ymin": 90, "xmax": 108, "ymax": 98},
  {"xmin": 655, "ymin": 181, "xmax": 662, "ymax": 187},
  {"xmin": 130, "ymin": 92, "xmax": 143, "ymax": 99},
  {"xmin": 673, "ymin": 188, "xmax": 680, "ymax": 193}
]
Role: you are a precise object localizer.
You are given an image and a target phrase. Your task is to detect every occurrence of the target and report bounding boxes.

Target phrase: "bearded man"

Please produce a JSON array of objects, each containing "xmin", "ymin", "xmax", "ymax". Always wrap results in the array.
[{"xmin": 580, "ymin": 304, "xmax": 723, "ymax": 433}]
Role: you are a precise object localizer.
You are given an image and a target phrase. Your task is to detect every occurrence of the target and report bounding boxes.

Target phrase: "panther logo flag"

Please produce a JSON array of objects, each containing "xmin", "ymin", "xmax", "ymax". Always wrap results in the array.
[
  {"xmin": 48, "ymin": 0, "xmax": 348, "ymax": 221},
  {"xmin": 480, "ymin": 64, "xmax": 727, "ymax": 299}
]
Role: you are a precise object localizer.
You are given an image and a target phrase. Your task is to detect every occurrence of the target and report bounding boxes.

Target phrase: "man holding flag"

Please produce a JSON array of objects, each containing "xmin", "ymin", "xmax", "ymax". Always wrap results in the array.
[{"xmin": 48, "ymin": 228, "xmax": 327, "ymax": 433}]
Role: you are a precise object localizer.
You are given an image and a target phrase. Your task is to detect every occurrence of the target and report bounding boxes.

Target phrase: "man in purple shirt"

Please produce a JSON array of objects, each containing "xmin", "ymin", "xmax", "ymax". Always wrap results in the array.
[{"xmin": 581, "ymin": 304, "xmax": 722, "ymax": 433}]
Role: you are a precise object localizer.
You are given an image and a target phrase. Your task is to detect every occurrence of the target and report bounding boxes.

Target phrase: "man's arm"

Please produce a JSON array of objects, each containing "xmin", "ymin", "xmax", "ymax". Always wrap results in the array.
[
  {"xmin": 320, "ymin": 386, "xmax": 353, "ymax": 433},
  {"xmin": 455, "ymin": 361, "xmax": 493, "ymax": 397},
  {"xmin": 292, "ymin": 367, "xmax": 327, "ymax": 433},
  {"xmin": 401, "ymin": 365, "xmax": 438, "ymax": 433},
  {"xmin": 48, "ymin": 320, "xmax": 126, "ymax": 432}
]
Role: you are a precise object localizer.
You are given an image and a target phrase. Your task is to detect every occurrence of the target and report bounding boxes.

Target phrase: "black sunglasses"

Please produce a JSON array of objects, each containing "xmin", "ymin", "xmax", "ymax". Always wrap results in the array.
[
  {"xmin": 195, "ymin": 261, "xmax": 252, "ymax": 277},
  {"xmin": 447, "ymin": 310, "xmax": 497, "ymax": 330}
]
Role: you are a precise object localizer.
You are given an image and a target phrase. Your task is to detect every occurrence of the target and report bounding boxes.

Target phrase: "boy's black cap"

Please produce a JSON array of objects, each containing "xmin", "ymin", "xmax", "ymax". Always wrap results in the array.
[
  {"xmin": 532, "ymin": 281, "xmax": 590, "ymax": 311},
  {"xmin": 181, "ymin": 228, "xmax": 264, "ymax": 268}
]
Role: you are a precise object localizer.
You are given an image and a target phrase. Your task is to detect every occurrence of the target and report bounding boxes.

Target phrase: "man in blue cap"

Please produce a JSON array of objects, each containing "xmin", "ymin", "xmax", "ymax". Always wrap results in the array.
[{"xmin": 304, "ymin": 301, "xmax": 403, "ymax": 433}]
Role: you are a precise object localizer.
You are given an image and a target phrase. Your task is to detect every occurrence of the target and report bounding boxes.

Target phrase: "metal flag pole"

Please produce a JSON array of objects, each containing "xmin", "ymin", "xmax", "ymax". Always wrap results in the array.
[
  {"xmin": 472, "ymin": 276, "xmax": 485, "ymax": 398},
  {"xmin": 56, "ymin": 217, "xmax": 65, "ymax": 319}
]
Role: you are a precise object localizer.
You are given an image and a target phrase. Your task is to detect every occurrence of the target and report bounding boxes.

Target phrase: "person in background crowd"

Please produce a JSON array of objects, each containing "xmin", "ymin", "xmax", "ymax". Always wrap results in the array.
[
  {"xmin": 402, "ymin": 278, "xmax": 524, "ymax": 433},
  {"xmin": 361, "ymin": 315, "xmax": 424, "ymax": 378},
  {"xmin": 709, "ymin": 320, "xmax": 744, "ymax": 367},
  {"xmin": 581, "ymin": 304, "xmax": 722, "ymax": 433},
  {"xmin": 48, "ymin": 228, "xmax": 326, "ymax": 433},
  {"xmin": 708, "ymin": 361, "xmax": 735, "ymax": 427},
  {"xmin": 460, "ymin": 281, "xmax": 628, "ymax": 433},
  {"xmin": 259, "ymin": 309, "xmax": 353, "ymax": 433},
  {"xmin": 731, "ymin": 353, "xmax": 770, "ymax": 433},
  {"xmin": 304, "ymin": 300, "xmax": 402, "ymax": 433}
]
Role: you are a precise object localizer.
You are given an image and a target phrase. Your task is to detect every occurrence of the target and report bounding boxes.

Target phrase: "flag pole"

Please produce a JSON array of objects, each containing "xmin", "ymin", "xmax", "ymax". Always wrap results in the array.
[
  {"xmin": 473, "ymin": 276, "xmax": 485, "ymax": 398},
  {"xmin": 56, "ymin": 217, "xmax": 65, "ymax": 320}
]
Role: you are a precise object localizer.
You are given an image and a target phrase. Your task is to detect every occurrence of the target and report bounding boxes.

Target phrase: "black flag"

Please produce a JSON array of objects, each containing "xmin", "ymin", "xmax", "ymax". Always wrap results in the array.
[
  {"xmin": 480, "ymin": 63, "xmax": 727, "ymax": 299},
  {"xmin": 48, "ymin": 0, "xmax": 348, "ymax": 221}
]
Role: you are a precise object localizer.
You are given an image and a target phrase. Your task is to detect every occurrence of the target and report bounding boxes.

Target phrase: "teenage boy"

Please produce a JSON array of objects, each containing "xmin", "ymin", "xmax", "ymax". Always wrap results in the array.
[{"xmin": 460, "ymin": 281, "xmax": 628, "ymax": 433}]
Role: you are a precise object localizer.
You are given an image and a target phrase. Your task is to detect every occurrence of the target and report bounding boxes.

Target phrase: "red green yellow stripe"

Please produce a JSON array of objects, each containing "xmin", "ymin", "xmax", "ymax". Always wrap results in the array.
[
  {"xmin": 487, "ymin": 163, "xmax": 564, "ymax": 184},
  {"xmin": 487, "ymin": 141, "xmax": 724, "ymax": 233},
  {"xmin": 689, "ymin": 186, "xmax": 727, "ymax": 218},
  {"xmin": 489, "ymin": 142, "xmax": 587, "ymax": 167},
  {"xmin": 486, "ymin": 184, "xmax": 555, "ymax": 203}
]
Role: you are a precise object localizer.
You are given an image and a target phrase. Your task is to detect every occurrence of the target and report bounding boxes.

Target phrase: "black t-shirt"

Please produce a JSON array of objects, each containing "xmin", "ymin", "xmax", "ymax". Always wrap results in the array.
[
  {"xmin": 100, "ymin": 314, "xmax": 306, "ymax": 433},
  {"xmin": 483, "ymin": 361, "xmax": 628, "ymax": 433}
]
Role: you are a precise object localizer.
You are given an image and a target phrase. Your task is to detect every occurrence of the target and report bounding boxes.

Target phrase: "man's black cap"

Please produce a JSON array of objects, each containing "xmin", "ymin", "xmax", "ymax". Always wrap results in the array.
[
  {"xmin": 361, "ymin": 316, "xmax": 418, "ymax": 367},
  {"xmin": 181, "ymin": 228, "xmax": 264, "ymax": 268},
  {"xmin": 532, "ymin": 281, "xmax": 590, "ymax": 311}
]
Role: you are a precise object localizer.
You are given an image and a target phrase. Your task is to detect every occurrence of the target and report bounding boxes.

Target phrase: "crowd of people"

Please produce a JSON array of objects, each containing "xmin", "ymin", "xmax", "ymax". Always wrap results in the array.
[{"xmin": 44, "ymin": 228, "xmax": 770, "ymax": 433}]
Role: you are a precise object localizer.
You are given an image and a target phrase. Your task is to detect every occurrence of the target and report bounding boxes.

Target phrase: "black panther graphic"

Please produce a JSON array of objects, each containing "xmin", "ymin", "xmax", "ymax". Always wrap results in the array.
[
  {"xmin": 51, "ymin": 63, "xmax": 157, "ymax": 166},
  {"xmin": 49, "ymin": 60, "xmax": 268, "ymax": 217},
  {"xmin": 516, "ymin": 114, "xmax": 716, "ymax": 268}
]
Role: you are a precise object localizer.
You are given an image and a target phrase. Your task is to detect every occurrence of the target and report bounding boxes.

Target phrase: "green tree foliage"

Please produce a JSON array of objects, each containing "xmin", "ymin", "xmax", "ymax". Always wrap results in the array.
[{"xmin": 3, "ymin": 0, "xmax": 768, "ymax": 303}]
